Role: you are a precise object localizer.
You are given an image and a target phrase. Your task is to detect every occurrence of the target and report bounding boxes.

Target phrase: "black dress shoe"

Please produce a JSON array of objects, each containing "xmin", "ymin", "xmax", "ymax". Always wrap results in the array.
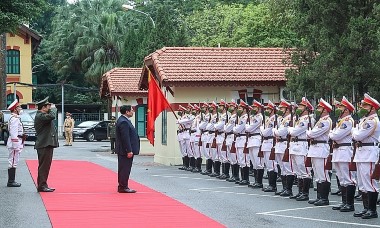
[
  {"xmin": 38, "ymin": 187, "xmax": 55, "ymax": 192},
  {"xmin": 361, "ymin": 210, "xmax": 378, "ymax": 219},
  {"xmin": 7, "ymin": 181, "xmax": 21, "ymax": 187},
  {"xmin": 118, "ymin": 188, "xmax": 136, "ymax": 193}
]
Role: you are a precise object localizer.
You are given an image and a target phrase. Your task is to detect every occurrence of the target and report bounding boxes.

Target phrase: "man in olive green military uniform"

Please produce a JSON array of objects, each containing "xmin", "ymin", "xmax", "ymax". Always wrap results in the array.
[
  {"xmin": 34, "ymin": 97, "xmax": 59, "ymax": 192},
  {"xmin": 108, "ymin": 116, "xmax": 116, "ymax": 154}
]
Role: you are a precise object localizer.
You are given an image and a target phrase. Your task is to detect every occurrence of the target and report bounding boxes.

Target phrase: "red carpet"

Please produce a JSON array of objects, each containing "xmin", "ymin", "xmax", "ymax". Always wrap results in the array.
[{"xmin": 26, "ymin": 160, "xmax": 225, "ymax": 228}]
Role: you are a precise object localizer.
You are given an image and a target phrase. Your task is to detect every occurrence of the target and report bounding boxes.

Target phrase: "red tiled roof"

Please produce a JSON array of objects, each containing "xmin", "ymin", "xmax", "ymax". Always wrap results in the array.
[
  {"xmin": 100, "ymin": 68, "xmax": 147, "ymax": 97},
  {"xmin": 140, "ymin": 47, "xmax": 292, "ymax": 89}
]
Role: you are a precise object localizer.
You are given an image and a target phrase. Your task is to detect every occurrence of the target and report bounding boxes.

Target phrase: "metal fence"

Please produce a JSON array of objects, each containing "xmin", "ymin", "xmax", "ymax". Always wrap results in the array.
[{"xmin": 71, "ymin": 113, "xmax": 103, "ymax": 125}]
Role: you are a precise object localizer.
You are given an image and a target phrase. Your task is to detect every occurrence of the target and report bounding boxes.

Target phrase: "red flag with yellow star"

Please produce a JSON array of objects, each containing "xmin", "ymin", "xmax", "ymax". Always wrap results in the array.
[{"xmin": 147, "ymin": 70, "xmax": 171, "ymax": 146}]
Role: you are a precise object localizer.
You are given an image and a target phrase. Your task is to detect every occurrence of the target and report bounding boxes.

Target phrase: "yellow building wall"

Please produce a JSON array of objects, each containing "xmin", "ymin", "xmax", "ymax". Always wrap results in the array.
[
  {"xmin": 6, "ymin": 33, "xmax": 33, "ymax": 104},
  {"xmin": 111, "ymin": 96, "xmax": 155, "ymax": 156},
  {"xmin": 153, "ymin": 85, "xmax": 284, "ymax": 166}
]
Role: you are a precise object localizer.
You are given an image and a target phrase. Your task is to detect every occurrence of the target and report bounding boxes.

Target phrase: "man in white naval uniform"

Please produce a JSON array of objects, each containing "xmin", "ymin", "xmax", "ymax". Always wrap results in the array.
[
  {"xmin": 207, "ymin": 102, "xmax": 219, "ymax": 177},
  {"xmin": 225, "ymin": 100, "xmax": 239, "ymax": 182},
  {"xmin": 352, "ymin": 93, "xmax": 380, "ymax": 219},
  {"xmin": 6, "ymin": 100, "xmax": 24, "ymax": 187},
  {"xmin": 261, "ymin": 101, "xmax": 278, "ymax": 192},
  {"xmin": 247, "ymin": 100, "xmax": 265, "ymax": 189},
  {"xmin": 233, "ymin": 100, "xmax": 250, "ymax": 185},
  {"xmin": 288, "ymin": 97, "xmax": 315, "ymax": 201},
  {"xmin": 215, "ymin": 99, "xmax": 229, "ymax": 179},
  {"xmin": 200, "ymin": 102, "xmax": 212, "ymax": 175},
  {"xmin": 307, "ymin": 98, "xmax": 333, "ymax": 206},
  {"xmin": 273, "ymin": 99, "xmax": 294, "ymax": 197},
  {"xmin": 330, "ymin": 97, "xmax": 356, "ymax": 212},
  {"xmin": 190, "ymin": 104, "xmax": 203, "ymax": 173},
  {"xmin": 177, "ymin": 105, "xmax": 190, "ymax": 170}
]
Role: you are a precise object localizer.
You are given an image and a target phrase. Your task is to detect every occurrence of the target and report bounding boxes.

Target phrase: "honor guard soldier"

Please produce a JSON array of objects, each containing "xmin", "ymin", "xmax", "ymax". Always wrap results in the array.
[
  {"xmin": 108, "ymin": 116, "xmax": 117, "ymax": 154},
  {"xmin": 273, "ymin": 99, "xmax": 294, "ymax": 196},
  {"xmin": 215, "ymin": 99, "xmax": 229, "ymax": 179},
  {"xmin": 200, "ymin": 102, "xmax": 212, "ymax": 175},
  {"xmin": 207, "ymin": 102, "xmax": 219, "ymax": 177},
  {"xmin": 64, "ymin": 112, "xmax": 75, "ymax": 146},
  {"xmin": 261, "ymin": 101, "xmax": 278, "ymax": 192},
  {"xmin": 247, "ymin": 100, "xmax": 265, "ymax": 188},
  {"xmin": 186, "ymin": 104, "xmax": 196, "ymax": 171},
  {"xmin": 288, "ymin": 97, "xmax": 315, "ymax": 201},
  {"xmin": 352, "ymin": 93, "xmax": 380, "ymax": 219},
  {"xmin": 225, "ymin": 100, "xmax": 239, "ymax": 182},
  {"xmin": 190, "ymin": 104, "xmax": 203, "ymax": 173},
  {"xmin": 329, "ymin": 96, "xmax": 356, "ymax": 212},
  {"xmin": 233, "ymin": 100, "xmax": 250, "ymax": 185},
  {"xmin": 176, "ymin": 104, "xmax": 194, "ymax": 171},
  {"xmin": 177, "ymin": 105, "xmax": 189, "ymax": 170},
  {"xmin": 307, "ymin": 98, "xmax": 333, "ymax": 206},
  {"xmin": 6, "ymin": 100, "xmax": 24, "ymax": 187}
]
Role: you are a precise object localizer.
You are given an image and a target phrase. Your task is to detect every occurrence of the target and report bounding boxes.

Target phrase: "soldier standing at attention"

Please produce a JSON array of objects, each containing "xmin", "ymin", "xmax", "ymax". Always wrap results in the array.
[
  {"xmin": 190, "ymin": 104, "xmax": 202, "ymax": 173},
  {"xmin": 200, "ymin": 102, "xmax": 212, "ymax": 175},
  {"xmin": 207, "ymin": 102, "xmax": 219, "ymax": 177},
  {"xmin": 273, "ymin": 99, "xmax": 293, "ymax": 197},
  {"xmin": 177, "ymin": 105, "xmax": 189, "ymax": 170},
  {"xmin": 307, "ymin": 98, "xmax": 332, "ymax": 206},
  {"xmin": 225, "ymin": 100, "xmax": 239, "ymax": 182},
  {"xmin": 352, "ymin": 93, "xmax": 380, "ymax": 219},
  {"xmin": 261, "ymin": 101, "xmax": 278, "ymax": 192},
  {"xmin": 329, "ymin": 96, "xmax": 356, "ymax": 212},
  {"xmin": 233, "ymin": 100, "xmax": 250, "ymax": 185},
  {"xmin": 288, "ymin": 97, "xmax": 315, "ymax": 201},
  {"xmin": 214, "ymin": 99, "xmax": 228, "ymax": 179},
  {"xmin": 34, "ymin": 97, "xmax": 59, "ymax": 192},
  {"xmin": 108, "ymin": 116, "xmax": 117, "ymax": 154},
  {"xmin": 6, "ymin": 100, "xmax": 24, "ymax": 187},
  {"xmin": 247, "ymin": 100, "xmax": 265, "ymax": 189},
  {"xmin": 63, "ymin": 112, "xmax": 74, "ymax": 146}
]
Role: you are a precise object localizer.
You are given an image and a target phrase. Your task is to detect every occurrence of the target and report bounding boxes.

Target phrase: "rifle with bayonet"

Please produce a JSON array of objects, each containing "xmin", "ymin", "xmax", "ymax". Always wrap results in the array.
[
  {"xmin": 305, "ymin": 111, "xmax": 313, "ymax": 167},
  {"xmin": 349, "ymin": 105, "xmax": 359, "ymax": 171},
  {"xmin": 243, "ymin": 110, "xmax": 250, "ymax": 154}
]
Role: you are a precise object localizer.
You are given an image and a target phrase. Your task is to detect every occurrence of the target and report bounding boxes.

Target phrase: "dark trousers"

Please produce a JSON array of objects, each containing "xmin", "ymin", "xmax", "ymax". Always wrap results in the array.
[
  {"xmin": 37, "ymin": 147, "xmax": 54, "ymax": 189},
  {"xmin": 118, "ymin": 154, "xmax": 134, "ymax": 188},
  {"xmin": 110, "ymin": 138, "xmax": 116, "ymax": 151}
]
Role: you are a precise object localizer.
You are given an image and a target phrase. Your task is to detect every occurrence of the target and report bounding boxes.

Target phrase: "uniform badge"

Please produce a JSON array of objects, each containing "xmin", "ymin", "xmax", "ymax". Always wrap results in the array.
[
  {"xmin": 254, "ymin": 119, "xmax": 258, "ymax": 123},
  {"xmin": 300, "ymin": 122, "xmax": 304, "ymax": 127},
  {"xmin": 285, "ymin": 122, "xmax": 289, "ymax": 127},
  {"xmin": 340, "ymin": 123, "xmax": 347, "ymax": 129},
  {"xmin": 269, "ymin": 123, "xmax": 273, "ymax": 128},
  {"xmin": 364, "ymin": 123, "xmax": 371, "ymax": 129},
  {"xmin": 317, "ymin": 122, "xmax": 324, "ymax": 128}
]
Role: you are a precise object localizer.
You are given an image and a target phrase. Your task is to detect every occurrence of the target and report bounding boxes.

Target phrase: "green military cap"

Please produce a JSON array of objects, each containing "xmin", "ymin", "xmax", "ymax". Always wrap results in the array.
[{"xmin": 36, "ymin": 96, "xmax": 51, "ymax": 109}]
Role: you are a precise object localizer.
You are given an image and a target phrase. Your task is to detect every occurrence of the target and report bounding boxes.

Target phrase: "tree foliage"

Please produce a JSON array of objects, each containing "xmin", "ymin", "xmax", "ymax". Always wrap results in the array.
[
  {"xmin": 0, "ymin": 0, "xmax": 47, "ymax": 33},
  {"xmin": 285, "ymin": 0, "xmax": 380, "ymax": 100}
]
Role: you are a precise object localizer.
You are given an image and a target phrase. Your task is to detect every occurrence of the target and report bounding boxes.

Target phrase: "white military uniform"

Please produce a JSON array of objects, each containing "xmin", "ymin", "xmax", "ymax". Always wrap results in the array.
[
  {"xmin": 199, "ymin": 112, "xmax": 211, "ymax": 159},
  {"xmin": 7, "ymin": 113, "xmax": 24, "ymax": 168},
  {"xmin": 246, "ymin": 113, "xmax": 263, "ymax": 169},
  {"xmin": 261, "ymin": 114, "xmax": 277, "ymax": 172},
  {"xmin": 352, "ymin": 113, "xmax": 380, "ymax": 192},
  {"xmin": 307, "ymin": 115, "xmax": 332, "ymax": 183},
  {"xmin": 329, "ymin": 115, "xmax": 356, "ymax": 186},
  {"xmin": 273, "ymin": 114, "xmax": 292, "ymax": 176},
  {"xmin": 214, "ymin": 112, "xmax": 227, "ymax": 163},
  {"xmin": 176, "ymin": 114, "xmax": 193, "ymax": 157},
  {"xmin": 190, "ymin": 113, "xmax": 202, "ymax": 158},
  {"xmin": 206, "ymin": 113, "xmax": 218, "ymax": 161},
  {"xmin": 289, "ymin": 114, "xmax": 314, "ymax": 178},
  {"xmin": 225, "ymin": 113, "xmax": 237, "ymax": 164},
  {"xmin": 233, "ymin": 113, "xmax": 249, "ymax": 167}
]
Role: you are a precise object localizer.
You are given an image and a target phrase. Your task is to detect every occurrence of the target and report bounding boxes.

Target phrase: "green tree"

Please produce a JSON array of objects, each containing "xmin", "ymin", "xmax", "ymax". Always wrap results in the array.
[
  {"xmin": 0, "ymin": 0, "xmax": 47, "ymax": 109},
  {"xmin": 285, "ymin": 1, "xmax": 380, "ymax": 100}
]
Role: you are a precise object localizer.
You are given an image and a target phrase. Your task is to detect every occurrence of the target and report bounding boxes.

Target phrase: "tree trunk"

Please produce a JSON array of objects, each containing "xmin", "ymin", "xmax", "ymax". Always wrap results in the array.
[{"xmin": 0, "ymin": 33, "xmax": 7, "ymax": 109}]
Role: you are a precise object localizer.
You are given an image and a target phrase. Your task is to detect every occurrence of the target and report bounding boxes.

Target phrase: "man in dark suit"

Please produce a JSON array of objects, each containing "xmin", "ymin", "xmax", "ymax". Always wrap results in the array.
[
  {"xmin": 115, "ymin": 105, "xmax": 140, "ymax": 193},
  {"xmin": 34, "ymin": 97, "xmax": 59, "ymax": 192}
]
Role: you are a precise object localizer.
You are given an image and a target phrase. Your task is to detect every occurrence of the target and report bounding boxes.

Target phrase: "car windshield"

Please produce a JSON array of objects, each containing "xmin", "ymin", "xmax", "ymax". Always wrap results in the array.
[{"xmin": 77, "ymin": 121, "xmax": 99, "ymax": 127}]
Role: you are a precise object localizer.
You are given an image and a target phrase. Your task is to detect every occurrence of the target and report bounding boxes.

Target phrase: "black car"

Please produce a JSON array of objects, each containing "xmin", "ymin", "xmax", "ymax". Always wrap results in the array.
[{"xmin": 72, "ymin": 120, "xmax": 110, "ymax": 142}]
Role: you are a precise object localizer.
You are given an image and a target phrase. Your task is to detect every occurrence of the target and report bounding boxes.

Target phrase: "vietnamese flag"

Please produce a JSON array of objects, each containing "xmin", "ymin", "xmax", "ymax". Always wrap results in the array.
[{"xmin": 147, "ymin": 70, "xmax": 171, "ymax": 146}]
